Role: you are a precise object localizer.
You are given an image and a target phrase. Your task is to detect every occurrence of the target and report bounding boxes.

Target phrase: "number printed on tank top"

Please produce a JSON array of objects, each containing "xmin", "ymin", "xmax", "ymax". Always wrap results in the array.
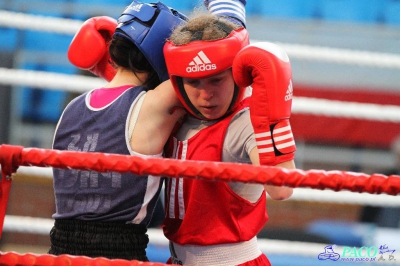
[{"xmin": 56, "ymin": 133, "xmax": 122, "ymax": 213}]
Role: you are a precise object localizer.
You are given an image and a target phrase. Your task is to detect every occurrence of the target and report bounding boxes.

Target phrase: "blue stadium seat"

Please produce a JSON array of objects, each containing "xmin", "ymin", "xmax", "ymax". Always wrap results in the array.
[
  {"xmin": 383, "ymin": 0, "xmax": 400, "ymax": 25},
  {"xmin": 22, "ymin": 30, "xmax": 72, "ymax": 53},
  {"xmin": 72, "ymin": 0, "xmax": 194, "ymax": 12},
  {"xmin": 0, "ymin": 27, "xmax": 19, "ymax": 52},
  {"xmin": 306, "ymin": 220, "xmax": 369, "ymax": 246},
  {"xmin": 244, "ymin": 1, "xmax": 261, "ymax": 15},
  {"xmin": 6, "ymin": 3, "xmax": 73, "ymax": 52},
  {"xmin": 72, "ymin": 0, "xmax": 125, "ymax": 4},
  {"xmin": 156, "ymin": 0, "xmax": 196, "ymax": 13},
  {"xmin": 19, "ymin": 86, "xmax": 68, "ymax": 123},
  {"xmin": 9, "ymin": 0, "xmax": 67, "ymax": 17},
  {"xmin": 71, "ymin": 0, "xmax": 129, "ymax": 10},
  {"xmin": 258, "ymin": 0, "xmax": 318, "ymax": 19},
  {"xmin": 318, "ymin": 0, "xmax": 384, "ymax": 23},
  {"xmin": 69, "ymin": 0, "xmax": 191, "ymax": 21},
  {"xmin": 18, "ymin": 63, "xmax": 75, "ymax": 123}
]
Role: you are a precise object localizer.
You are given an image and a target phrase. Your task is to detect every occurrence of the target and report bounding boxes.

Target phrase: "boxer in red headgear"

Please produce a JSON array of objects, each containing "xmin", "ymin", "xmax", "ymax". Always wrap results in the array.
[
  {"xmin": 162, "ymin": 11, "xmax": 295, "ymax": 266},
  {"xmin": 165, "ymin": 27, "xmax": 249, "ymax": 120}
]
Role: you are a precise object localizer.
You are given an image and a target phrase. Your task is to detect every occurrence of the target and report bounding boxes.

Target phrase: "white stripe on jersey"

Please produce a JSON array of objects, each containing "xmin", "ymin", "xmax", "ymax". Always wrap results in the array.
[
  {"xmin": 169, "ymin": 179, "xmax": 176, "ymax": 218},
  {"xmin": 168, "ymin": 138, "xmax": 178, "ymax": 218},
  {"xmin": 168, "ymin": 139, "xmax": 187, "ymax": 220},
  {"xmin": 178, "ymin": 140, "xmax": 188, "ymax": 219}
]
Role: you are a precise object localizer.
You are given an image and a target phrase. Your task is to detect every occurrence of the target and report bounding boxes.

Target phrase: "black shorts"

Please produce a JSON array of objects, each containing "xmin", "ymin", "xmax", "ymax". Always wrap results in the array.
[{"xmin": 48, "ymin": 219, "xmax": 149, "ymax": 261}]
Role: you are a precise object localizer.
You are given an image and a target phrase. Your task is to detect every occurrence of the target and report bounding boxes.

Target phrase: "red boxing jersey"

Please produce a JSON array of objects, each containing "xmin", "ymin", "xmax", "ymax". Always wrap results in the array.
[{"xmin": 163, "ymin": 103, "xmax": 268, "ymax": 246}]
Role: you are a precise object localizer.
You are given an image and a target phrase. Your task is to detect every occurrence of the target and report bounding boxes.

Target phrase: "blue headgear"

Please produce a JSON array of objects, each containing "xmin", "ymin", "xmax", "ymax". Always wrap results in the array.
[{"xmin": 115, "ymin": 1, "xmax": 188, "ymax": 82}]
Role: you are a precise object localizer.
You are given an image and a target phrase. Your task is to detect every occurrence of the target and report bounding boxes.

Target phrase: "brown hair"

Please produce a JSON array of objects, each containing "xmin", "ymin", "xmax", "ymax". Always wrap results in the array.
[{"xmin": 169, "ymin": 11, "xmax": 240, "ymax": 45}]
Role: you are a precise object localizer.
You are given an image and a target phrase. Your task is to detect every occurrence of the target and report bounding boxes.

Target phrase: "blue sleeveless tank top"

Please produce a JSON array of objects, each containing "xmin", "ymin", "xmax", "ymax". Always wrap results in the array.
[{"xmin": 52, "ymin": 86, "xmax": 162, "ymax": 225}]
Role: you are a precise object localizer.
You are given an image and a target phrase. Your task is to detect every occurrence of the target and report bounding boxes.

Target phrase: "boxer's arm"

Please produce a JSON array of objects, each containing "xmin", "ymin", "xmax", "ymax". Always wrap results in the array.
[
  {"xmin": 204, "ymin": 0, "xmax": 246, "ymax": 27},
  {"xmin": 249, "ymin": 147, "xmax": 293, "ymax": 200},
  {"xmin": 130, "ymin": 80, "xmax": 185, "ymax": 155}
]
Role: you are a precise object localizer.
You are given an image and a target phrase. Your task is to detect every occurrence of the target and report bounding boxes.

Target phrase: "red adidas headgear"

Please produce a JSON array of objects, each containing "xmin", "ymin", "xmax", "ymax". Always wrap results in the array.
[{"xmin": 164, "ymin": 28, "xmax": 249, "ymax": 119}]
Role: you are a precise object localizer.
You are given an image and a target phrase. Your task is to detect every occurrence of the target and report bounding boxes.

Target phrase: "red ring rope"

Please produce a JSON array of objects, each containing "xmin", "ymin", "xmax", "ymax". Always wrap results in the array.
[
  {"xmin": 0, "ymin": 144, "xmax": 399, "ymax": 265},
  {"xmin": 0, "ymin": 144, "xmax": 399, "ymax": 195},
  {"xmin": 0, "ymin": 251, "xmax": 175, "ymax": 266}
]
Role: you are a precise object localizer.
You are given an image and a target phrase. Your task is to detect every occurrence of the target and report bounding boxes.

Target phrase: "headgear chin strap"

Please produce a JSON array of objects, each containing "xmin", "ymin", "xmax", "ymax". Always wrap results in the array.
[
  {"xmin": 115, "ymin": 1, "xmax": 187, "ymax": 82},
  {"xmin": 164, "ymin": 28, "xmax": 249, "ymax": 120}
]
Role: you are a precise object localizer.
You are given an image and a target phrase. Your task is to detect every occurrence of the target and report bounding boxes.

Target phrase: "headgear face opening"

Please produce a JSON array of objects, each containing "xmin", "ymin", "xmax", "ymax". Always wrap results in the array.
[
  {"xmin": 115, "ymin": 1, "xmax": 187, "ymax": 82},
  {"xmin": 164, "ymin": 28, "xmax": 250, "ymax": 120}
]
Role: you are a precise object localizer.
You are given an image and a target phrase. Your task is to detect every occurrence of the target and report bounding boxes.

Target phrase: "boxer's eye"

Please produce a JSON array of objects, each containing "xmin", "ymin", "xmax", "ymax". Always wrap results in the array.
[
  {"xmin": 185, "ymin": 79, "xmax": 200, "ymax": 86},
  {"xmin": 210, "ymin": 77, "xmax": 222, "ymax": 84}
]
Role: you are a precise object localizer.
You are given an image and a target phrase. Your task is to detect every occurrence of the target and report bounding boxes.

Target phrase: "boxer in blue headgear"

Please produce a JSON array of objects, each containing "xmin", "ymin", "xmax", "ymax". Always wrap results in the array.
[
  {"xmin": 68, "ymin": 0, "xmax": 187, "ymax": 86},
  {"xmin": 51, "ymin": 0, "xmax": 187, "ymax": 261},
  {"xmin": 115, "ymin": 1, "xmax": 188, "ymax": 82}
]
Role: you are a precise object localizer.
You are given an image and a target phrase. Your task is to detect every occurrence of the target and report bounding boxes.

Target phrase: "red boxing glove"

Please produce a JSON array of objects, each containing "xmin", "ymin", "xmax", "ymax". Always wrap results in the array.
[
  {"xmin": 232, "ymin": 42, "xmax": 296, "ymax": 166},
  {"xmin": 68, "ymin": 16, "xmax": 117, "ymax": 82}
]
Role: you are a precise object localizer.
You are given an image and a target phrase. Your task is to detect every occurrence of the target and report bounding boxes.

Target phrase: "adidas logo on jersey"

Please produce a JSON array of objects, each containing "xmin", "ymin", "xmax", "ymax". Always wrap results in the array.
[
  {"xmin": 186, "ymin": 51, "xmax": 217, "ymax": 73},
  {"xmin": 285, "ymin": 79, "xmax": 293, "ymax": 101},
  {"xmin": 129, "ymin": 3, "xmax": 143, "ymax": 12}
]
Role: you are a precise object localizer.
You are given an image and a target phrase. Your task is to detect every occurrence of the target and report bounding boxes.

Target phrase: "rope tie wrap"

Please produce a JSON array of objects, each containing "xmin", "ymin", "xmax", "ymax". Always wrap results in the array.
[{"xmin": 0, "ymin": 145, "xmax": 23, "ymax": 238}]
